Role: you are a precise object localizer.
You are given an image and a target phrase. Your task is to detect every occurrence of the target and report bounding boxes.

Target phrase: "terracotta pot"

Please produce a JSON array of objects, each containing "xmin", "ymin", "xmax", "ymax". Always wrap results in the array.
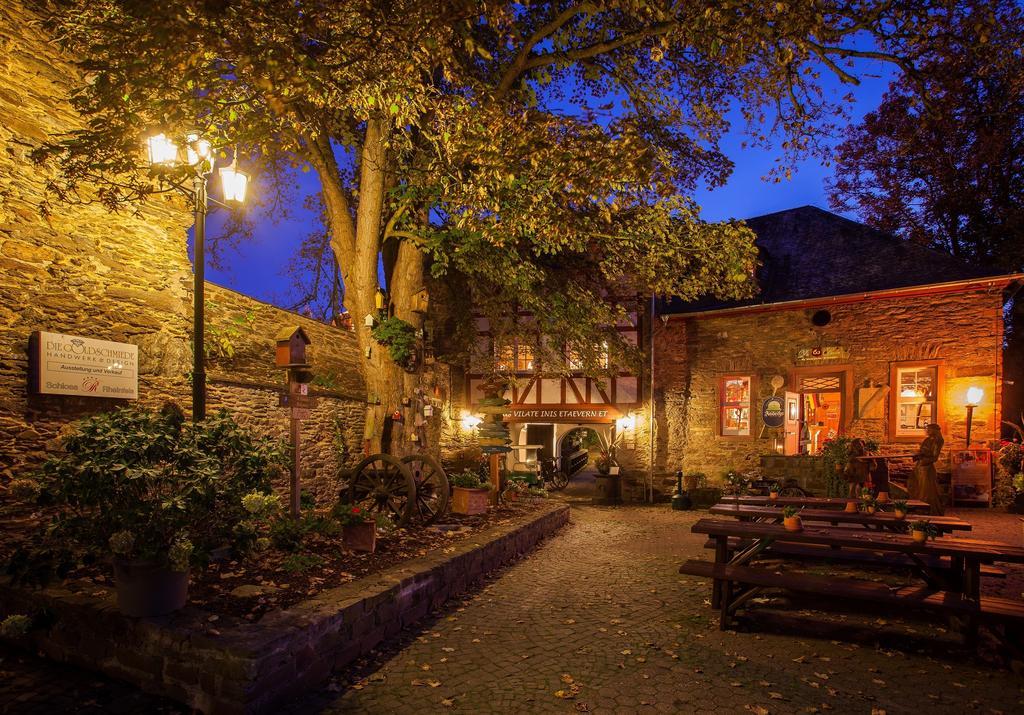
[
  {"xmin": 866, "ymin": 506, "xmax": 876, "ymax": 515},
  {"xmin": 844, "ymin": 501, "xmax": 858, "ymax": 513},
  {"xmin": 876, "ymin": 491, "xmax": 889, "ymax": 504},
  {"xmin": 894, "ymin": 510, "xmax": 907, "ymax": 520},
  {"xmin": 911, "ymin": 529, "xmax": 927, "ymax": 544},
  {"xmin": 609, "ymin": 465, "xmax": 621, "ymax": 476},
  {"xmin": 452, "ymin": 486, "xmax": 489, "ymax": 515},
  {"xmin": 504, "ymin": 489, "xmax": 519, "ymax": 502},
  {"xmin": 343, "ymin": 521, "xmax": 376, "ymax": 553},
  {"xmin": 113, "ymin": 559, "xmax": 189, "ymax": 618},
  {"xmin": 768, "ymin": 491, "xmax": 779, "ymax": 501},
  {"xmin": 783, "ymin": 516, "xmax": 803, "ymax": 532}
]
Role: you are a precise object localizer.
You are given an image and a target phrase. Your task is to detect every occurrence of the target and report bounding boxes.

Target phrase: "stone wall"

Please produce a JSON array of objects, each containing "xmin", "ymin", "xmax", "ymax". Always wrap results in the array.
[
  {"xmin": 0, "ymin": 0, "xmax": 365, "ymax": 500},
  {"xmin": 656, "ymin": 287, "xmax": 1005, "ymax": 483}
]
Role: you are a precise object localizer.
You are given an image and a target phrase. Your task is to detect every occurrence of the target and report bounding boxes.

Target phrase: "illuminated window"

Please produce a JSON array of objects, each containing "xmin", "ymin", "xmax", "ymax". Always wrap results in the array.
[
  {"xmin": 893, "ymin": 365, "xmax": 939, "ymax": 437},
  {"xmin": 565, "ymin": 343, "xmax": 610, "ymax": 371},
  {"xmin": 516, "ymin": 343, "xmax": 534, "ymax": 372},
  {"xmin": 720, "ymin": 377, "xmax": 751, "ymax": 436},
  {"xmin": 495, "ymin": 343, "xmax": 514, "ymax": 372}
]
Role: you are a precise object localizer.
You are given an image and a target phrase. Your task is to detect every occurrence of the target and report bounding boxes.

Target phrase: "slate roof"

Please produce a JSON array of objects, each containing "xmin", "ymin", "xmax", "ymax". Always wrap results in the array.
[{"xmin": 663, "ymin": 205, "xmax": 1003, "ymax": 314}]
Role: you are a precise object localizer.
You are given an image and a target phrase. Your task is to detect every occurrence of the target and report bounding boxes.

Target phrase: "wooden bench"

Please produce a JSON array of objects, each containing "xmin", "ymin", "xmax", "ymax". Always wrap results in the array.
[
  {"xmin": 717, "ymin": 495, "xmax": 931, "ymax": 512},
  {"xmin": 708, "ymin": 504, "xmax": 972, "ymax": 533},
  {"xmin": 700, "ymin": 537, "xmax": 1008, "ymax": 578},
  {"xmin": 679, "ymin": 559, "xmax": 1024, "ymax": 635}
]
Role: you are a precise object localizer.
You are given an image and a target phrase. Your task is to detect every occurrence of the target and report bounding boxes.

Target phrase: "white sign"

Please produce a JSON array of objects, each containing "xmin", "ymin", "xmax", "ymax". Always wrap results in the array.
[{"xmin": 30, "ymin": 331, "xmax": 138, "ymax": 399}]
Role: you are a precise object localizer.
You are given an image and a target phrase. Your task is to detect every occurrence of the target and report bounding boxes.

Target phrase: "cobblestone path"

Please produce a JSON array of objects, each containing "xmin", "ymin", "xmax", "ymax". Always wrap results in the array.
[
  {"xmin": 2, "ymin": 503, "xmax": 1023, "ymax": 714},
  {"xmin": 292, "ymin": 504, "xmax": 1024, "ymax": 714}
]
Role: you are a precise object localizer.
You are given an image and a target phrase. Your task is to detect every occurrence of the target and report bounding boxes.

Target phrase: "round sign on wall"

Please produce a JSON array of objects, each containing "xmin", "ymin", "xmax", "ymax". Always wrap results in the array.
[{"xmin": 761, "ymin": 396, "xmax": 786, "ymax": 428}]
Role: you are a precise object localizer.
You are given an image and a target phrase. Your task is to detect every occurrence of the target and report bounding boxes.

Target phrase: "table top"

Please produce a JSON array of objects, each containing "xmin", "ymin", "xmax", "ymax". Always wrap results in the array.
[
  {"xmin": 691, "ymin": 518, "xmax": 1024, "ymax": 563},
  {"xmin": 717, "ymin": 495, "xmax": 930, "ymax": 511},
  {"xmin": 708, "ymin": 504, "xmax": 972, "ymax": 531}
]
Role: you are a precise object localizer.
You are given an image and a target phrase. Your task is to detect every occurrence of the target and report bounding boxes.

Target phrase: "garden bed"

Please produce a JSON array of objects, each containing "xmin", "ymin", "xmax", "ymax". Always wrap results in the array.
[
  {"xmin": 0, "ymin": 500, "xmax": 569, "ymax": 714},
  {"xmin": 49, "ymin": 500, "xmax": 545, "ymax": 622}
]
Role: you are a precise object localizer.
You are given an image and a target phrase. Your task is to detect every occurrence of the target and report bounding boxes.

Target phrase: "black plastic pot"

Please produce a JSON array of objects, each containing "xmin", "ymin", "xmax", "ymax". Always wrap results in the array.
[{"xmin": 113, "ymin": 559, "xmax": 189, "ymax": 618}]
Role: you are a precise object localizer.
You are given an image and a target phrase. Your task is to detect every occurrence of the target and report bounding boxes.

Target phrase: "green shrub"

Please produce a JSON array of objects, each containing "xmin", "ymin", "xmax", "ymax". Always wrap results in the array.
[
  {"xmin": 0, "ymin": 614, "xmax": 32, "ymax": 638},
  {"xmin": 371, "ymin": 316, "xmax": 417, "ymax": 367},
  {"xmin": 269, "ymin": 516, "xmax": 307, "ymax": 552},
  {"xmin": 9, "ymin": 404, "xmax": 287, "ymax": 584},
  {"xmin": 281, "ymin": 553, "xmax": 325, "ymax": 574},
  {"xmin": 451, "ymin": 470, "xmax": 488, "ymax": 489}
]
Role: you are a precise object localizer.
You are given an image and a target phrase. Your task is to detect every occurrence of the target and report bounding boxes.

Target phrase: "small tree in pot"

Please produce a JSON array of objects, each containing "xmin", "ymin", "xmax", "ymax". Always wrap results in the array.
[{"xmin": 8, "ymin": 404, "xmax": 286, "ymax": 617}]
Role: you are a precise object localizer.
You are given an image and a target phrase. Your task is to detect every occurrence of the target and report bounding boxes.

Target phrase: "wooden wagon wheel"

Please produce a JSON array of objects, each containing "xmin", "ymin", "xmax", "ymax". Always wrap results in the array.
[
  {"xmin": 347, "ymin": 453, "xmax": 416, "ymax": 527},
  {"xmin": 400, "ymin": 454, "xmax": 450, "ymax": 525}
]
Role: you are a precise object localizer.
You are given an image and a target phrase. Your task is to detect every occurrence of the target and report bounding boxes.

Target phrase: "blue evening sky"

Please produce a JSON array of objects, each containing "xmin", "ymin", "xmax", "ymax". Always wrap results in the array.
[{"xmin": 202, "ymin": 59, "xmax": 896, "ymax": 311}]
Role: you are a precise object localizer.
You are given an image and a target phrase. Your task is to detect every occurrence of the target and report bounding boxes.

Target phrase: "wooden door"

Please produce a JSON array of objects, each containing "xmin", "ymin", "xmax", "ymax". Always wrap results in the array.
[{"xmin": 783, "ymin": 391, "xmax": 800, "ymax": 455}]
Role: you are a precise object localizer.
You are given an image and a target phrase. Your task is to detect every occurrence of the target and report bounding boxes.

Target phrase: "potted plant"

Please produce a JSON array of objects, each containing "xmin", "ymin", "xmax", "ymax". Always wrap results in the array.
[
  {"xmin": 451, "ymin": 470, "xmax": 491, "ymax": 515},
  {"xmin": 844, "ymin": 499, "xmax": 859, "ymax": 513},
  {"xmin": 782, "ymin": 506, "xmax": 803, "ymax": 532},
  {"xmin": 909, "ymin": 519, "xmax": 937, "ymax": 544},
  {"xmin": 9, "ymin": 404, "xmax": 285, "ymax": 617},
  {"xmin": 863, "ymin": 497, "xmax": 877, "ymax": 515},
  {"xmin": 334, "ymin": 503, "xmax": 378, "ymax": 553},
  {"xmin": 876, "ymin": 490, "xmax": 890, "ymax": 504},
  {"xmin": 503, "ymin": 478, "xmax": 527, "ymax": 502},
  {"xmin": 682, "ymin": 472, "xmax": 705, "ymax": 492},
  {"xmin": 768, "ymin": 482, "xmax": 781, "ymax": 501},
  {"xmin": 892, "ymin": 500, "xmax": 909, "ymax": 520}
]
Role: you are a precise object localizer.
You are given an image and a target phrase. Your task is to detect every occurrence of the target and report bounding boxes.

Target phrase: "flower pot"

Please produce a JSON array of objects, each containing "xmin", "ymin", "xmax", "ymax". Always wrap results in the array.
[
  {"xmin": 866, "ymin": 506, "xmax": 876, "ymax": 515},
  {"xmin": 876, "ymin": 491, "xmax": 889, "ymax": 504},
  {"xmin": 783, "ymin": 516, "xmax": 803, "ymax": 532},
  {"xmin": 609, "ymin": 465, "xmax": 620, "ymax": 476},
  {"xmin": 844, "ymin": 501, "xmax": 858, "ymax": 513},
  {"xmin": 113, "ymin": 559, "xmax": 189, "ymax": 618},
  {"xmin": 504, "ymin": 489, "xmax": 519, "ymax": 502},
  {"xmin": 452, "ymin": 486, "xmax": 489, "ymax": 515},
  {"xmin": 343, "ymin": 521, "xmax": 376, "ymax": 553},
  {"xmin": 911, "ymin": 529, "xmax": 927, "ymax": 544},
  {"xmin": 768, "ymin": 491, "xmax": 779, "ymax": 501},
  {"xmin": 894, "ymin": 510, "xmax": 907, "ymax": 520}
]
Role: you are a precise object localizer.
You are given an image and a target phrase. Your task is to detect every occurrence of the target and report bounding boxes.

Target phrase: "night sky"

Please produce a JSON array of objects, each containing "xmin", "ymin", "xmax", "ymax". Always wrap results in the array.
[{"xmin": 201, "ymin": 59, "xmax": 897, "ymax": 314}]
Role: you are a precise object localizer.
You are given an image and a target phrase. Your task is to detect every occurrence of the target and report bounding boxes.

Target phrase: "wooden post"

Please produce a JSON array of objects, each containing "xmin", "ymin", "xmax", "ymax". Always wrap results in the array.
[
  {"xmin": 489, "ymin": 453, "xmax": 501, "ymax": 505},
  {"xmin": 290, "ymin": 413, "xmax": 301, "ymax": 518}
]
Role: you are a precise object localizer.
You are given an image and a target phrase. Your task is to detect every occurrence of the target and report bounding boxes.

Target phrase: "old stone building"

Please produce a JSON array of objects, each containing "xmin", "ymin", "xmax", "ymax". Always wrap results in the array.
[
  {"xmin": 0, "ymin": 0, "xmax": 366, "ymax": 500},
  {"xmin": 654, "ymin": 206, "xmax": 1021, "ymax": 498}
]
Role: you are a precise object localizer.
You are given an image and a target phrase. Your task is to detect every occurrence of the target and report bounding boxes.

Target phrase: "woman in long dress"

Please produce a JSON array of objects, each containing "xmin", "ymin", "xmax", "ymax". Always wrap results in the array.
[{"xmin": 910, "ymin": 423, "xmax": 944, "ymax": 515}]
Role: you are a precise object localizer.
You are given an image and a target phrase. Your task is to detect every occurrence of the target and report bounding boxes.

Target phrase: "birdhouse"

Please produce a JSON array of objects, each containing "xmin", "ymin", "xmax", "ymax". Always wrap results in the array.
[
  {"xmin": 275, "ymin": 326, "xmax": 311, "ymax": 367},
  {"xmin": 411, "ymin": 288, "xmax": 429, "ymax": 313}
]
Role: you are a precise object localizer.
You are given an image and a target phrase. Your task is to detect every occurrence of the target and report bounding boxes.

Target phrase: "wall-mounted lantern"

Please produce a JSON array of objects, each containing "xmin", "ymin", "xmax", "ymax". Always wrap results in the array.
[{"xmin": 965, "ymin": 386, "xmax": 984, "ymax": 447}]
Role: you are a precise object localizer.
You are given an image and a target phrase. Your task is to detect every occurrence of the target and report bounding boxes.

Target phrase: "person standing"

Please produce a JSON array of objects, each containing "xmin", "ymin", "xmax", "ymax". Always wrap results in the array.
[{"xmin": 910, "ymin": 423, "xmax": 945, "ymax": 515}]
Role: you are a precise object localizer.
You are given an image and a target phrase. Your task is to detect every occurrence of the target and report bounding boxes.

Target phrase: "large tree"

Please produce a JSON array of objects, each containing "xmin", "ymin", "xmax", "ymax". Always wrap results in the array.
[
  {"xmin": 827, "ymin": 0, "xmax": 1024, "ymax": 270},
  {"xmin": 37, "ymin": 0, "xmax": 944, "ymax": 452}
]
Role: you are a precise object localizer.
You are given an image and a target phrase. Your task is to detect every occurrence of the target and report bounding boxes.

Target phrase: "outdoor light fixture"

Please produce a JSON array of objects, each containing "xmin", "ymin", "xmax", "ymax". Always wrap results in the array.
[
  {"xmin": 145, "ymin": 130, "xmax": 249, "ymax": 421},
  {"xmin": 616, "ymin": 414, "xmax": 636, "ymax": 431},
  {"xmin": 461, "ymin": 413, "xmax": 482, "ymax": 431},
  {"xmin": 965, "ymin": 386, "xmax": 984, "ymax": 448},
  {"xmin": 219, "ymin": 163, "xmax": 249, "ymax": 203},
  {"xmin": 147, "ymin": 133, "xmax": 179, "ymax": 166}
]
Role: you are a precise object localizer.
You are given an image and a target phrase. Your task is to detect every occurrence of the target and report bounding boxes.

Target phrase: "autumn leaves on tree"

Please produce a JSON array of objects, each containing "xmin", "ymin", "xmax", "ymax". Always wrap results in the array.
[{"xmin": 36, "ymin": 1, "xmax": 961, "ymax": 452}]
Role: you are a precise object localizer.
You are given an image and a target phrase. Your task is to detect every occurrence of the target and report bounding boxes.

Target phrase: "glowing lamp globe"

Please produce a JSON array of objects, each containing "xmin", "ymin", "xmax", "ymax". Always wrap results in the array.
[
  {"xmin": 146, "ymin": 133, "xmax": 179, "ymax": 166},
  {"xmin": 185, "ymin": 133, "xmax": 212, "ymax": 166},
  {"xmin": 219, "ymin": 166, "xmax": 249, "ymax": 203},
  {"xmin": 461, "ymin": 413, "xmax": 482, "ymax": 430},
  {"xmin": 966, "ymin": 387, "xmax": 983, "ymax": 407}
]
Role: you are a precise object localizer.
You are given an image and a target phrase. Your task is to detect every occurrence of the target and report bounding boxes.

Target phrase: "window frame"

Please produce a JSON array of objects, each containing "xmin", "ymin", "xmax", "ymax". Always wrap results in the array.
[
  {"xmin": 888, "ymin": 360, "xmax": 945, "ymax": 442},
  {"xmin": 718, "ymin": 375, "xmax": 754, "ymax": 438}
]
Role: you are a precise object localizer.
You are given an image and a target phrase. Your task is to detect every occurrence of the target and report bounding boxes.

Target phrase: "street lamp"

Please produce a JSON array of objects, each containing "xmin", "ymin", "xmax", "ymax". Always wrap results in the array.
[
  {"xmin": 965, "ymin": 386, "xmax": 984, "ymax": 448},
  {"xmin": 147, "ymin": 131, "xmax": 249, "ymax": 421}
]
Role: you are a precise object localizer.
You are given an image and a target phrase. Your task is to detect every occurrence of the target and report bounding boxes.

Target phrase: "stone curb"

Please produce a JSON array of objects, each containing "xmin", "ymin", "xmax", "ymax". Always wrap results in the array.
[{"xmin": 0, "ymin": 502, "xmax": 570, "ymax": 714}]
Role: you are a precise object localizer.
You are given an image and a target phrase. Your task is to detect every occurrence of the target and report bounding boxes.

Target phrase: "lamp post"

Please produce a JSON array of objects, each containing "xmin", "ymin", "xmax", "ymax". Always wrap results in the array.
[
  {"xmin": 147, "ymin": 133, "xmax": 248, "ymax": 421},
  {"xmin": 965, "ymin": 386, "xmax": 984, "ymax": 448}
]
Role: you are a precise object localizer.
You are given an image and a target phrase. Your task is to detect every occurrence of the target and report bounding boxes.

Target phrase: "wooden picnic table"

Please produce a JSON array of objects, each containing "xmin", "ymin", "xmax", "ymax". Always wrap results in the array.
[
  {"xmin": 693, "ymin": 518, "xmax": 1024, "ymax": 604},
  {"xmin": 718, "ymin": 494, "xmax": 930, "ymax": 512},
  {"xmin": 708, "ymin": 503, "xmax": 972, "ymax": 534}
]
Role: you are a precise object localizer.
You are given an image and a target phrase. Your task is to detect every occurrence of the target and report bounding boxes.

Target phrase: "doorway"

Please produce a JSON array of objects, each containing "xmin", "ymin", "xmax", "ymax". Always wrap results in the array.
[{"xmin": 785, "ymin": 370, "xmax": 848, "ymax": 455}]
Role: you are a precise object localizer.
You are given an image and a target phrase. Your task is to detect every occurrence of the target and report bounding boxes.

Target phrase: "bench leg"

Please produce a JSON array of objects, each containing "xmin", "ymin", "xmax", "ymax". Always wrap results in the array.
[
  {"xmin": 719, "ymin": 578, "xmax": 733, "ymax": 630},
  {"xmin": 712, "ymin": 536, "xmax": 728, "ymax": 609}
]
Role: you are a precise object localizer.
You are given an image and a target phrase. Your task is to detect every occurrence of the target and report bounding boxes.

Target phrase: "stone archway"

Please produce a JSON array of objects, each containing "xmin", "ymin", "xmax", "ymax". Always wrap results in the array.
[{"xmin": 556, "ymin": 425, "xmax": 609, "ymax": 498}]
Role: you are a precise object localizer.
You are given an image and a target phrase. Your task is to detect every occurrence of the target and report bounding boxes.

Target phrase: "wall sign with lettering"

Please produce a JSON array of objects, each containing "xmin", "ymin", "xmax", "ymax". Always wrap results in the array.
[
  {"xmin": 761, "ymin": 396, "xmax": 786, "ymax": 428},
  {"xmin": 795, "ymin": 345, "xmax": 850, "ymax": 363},
  {"xmin": 28, "ymin": 331, "xmax": 139, "ymax": 399}
]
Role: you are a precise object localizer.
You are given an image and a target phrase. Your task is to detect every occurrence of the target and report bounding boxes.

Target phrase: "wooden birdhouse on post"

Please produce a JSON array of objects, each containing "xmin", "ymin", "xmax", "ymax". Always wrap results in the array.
[{"xmin": 275, "ymin": 326, "xmax": 311, "ymax": 368}]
